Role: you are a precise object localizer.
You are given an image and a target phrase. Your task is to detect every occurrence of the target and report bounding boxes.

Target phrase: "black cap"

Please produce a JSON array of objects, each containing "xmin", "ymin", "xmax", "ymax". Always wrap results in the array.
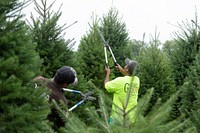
[
  {"xmin": 125, "ymin": 58, "xmax": 138, "ymax": 75},
  {"xmin": 54, "ymin": 66, "xmax": 77, "ymax": 85}
]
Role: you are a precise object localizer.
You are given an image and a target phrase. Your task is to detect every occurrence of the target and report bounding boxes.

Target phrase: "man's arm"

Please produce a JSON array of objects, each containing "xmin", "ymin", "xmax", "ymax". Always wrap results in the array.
[{"xmin": 33, "ymin": 76, "xmax": 48, "ymax": 82}]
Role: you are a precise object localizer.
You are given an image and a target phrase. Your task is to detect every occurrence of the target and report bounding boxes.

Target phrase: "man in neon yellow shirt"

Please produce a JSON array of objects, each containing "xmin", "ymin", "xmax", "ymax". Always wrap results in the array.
[{"xmin": 104, "ymin": 58, "xmax": 140, "ymax": 125}]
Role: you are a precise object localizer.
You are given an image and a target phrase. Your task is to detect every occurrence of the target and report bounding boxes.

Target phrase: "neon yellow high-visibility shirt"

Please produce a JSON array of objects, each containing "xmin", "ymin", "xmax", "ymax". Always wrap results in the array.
[{"xmin": 105, "ymin": 76, "xmax": 140, "ymax": 124}]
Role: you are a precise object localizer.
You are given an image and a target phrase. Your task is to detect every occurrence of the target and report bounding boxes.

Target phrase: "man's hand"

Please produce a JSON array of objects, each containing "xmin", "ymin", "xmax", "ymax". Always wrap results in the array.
[
  {"xmin": 105, "ymin": 66, "xmax": 110, "ymax": 76},
  {"xmin": 116, "ymin": 64, "xmax": 127, "ymax": 76}
]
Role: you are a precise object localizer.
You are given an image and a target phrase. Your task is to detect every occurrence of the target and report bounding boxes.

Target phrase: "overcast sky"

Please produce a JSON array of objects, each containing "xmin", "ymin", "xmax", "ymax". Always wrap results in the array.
[{"xmin": 22, "ymin": 0, "xmax": 200, "ymax": 50}]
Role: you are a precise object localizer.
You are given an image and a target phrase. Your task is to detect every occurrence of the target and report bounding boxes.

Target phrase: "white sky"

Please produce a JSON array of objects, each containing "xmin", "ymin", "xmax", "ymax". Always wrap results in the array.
[{"xmin": 22, "ymin": 0, "xmax": 200, "ymax": 50}]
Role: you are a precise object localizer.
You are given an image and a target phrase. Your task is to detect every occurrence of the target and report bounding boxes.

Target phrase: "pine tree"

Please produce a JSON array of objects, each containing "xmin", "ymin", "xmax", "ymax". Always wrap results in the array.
[
  {"xmin": 180, "ymin": 51, "xmax": 200, "ymax": 131},
  {"xmin": 0, "ymin": 0, "xmax": 51, "ymax": 132},
  {"xmin": 100, "ymin": 7, "xmax": 130, "ymax": 75},
  {"xmin": 170, "ymin": 15, "xmax": 200, "ymax": 86},
  {"xmin": 169, "ymin": 15, "xmax": 200, "ymax": 121},
  {"xmin": 136, "ymin": 33, "xmax": 176, "ymax": 116},
  {"xmin": 29, "ymin": 0, "xmax": 74, "ymax": 77},
  {"xmin": 54, "ymin": 88, "xmax": 197, "ymax": 133},
  {"xmin": 132, "ymin": 89, "xmax": 196, "ymax": 133},
  {"xmin": 76, "ymin": 15, "xmax": 113, "ymax": 88}
]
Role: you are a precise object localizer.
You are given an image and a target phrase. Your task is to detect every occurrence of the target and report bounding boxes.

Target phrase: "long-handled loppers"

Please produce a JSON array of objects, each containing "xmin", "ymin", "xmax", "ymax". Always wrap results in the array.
[
  {"xmin": 62, "ymin": 88, "xmax": 96, "ymax": 111},
  {"xmin": 97, "ymin": 29, "xmax": 118, "ymax": 68}
]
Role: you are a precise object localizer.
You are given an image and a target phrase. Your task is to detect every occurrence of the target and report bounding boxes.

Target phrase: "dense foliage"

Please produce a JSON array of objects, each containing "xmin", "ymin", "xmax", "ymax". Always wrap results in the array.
[
  {"xmin": 1, "ymin": 0, "xmax": 200, "ymax": 132},
  {"xmin": 136, "ymin": 38, "xmax": 176, "ymax": 117},
  {"xmin": 0, "ymin": 0, "xmax": 51, "ymax": 132}
]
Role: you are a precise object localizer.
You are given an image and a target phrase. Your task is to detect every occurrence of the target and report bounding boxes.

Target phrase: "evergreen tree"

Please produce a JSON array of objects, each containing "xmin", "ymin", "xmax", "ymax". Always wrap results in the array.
[
  {"xmin": 55, "ymin": 88, "xmax": 197, "ymax": 133},
  {"xmin": 29, "ymin": 0, "xmax": 74, "ymax": 77},
  {"xmin": 136, "ymin": 33, "xmax": 176, "ymax": 115},
  {"xmin": 100, "ymin": 7, "xmax": 130, "ymax": 74},
  {"xmin": 169, "ymin": 15, "xmax": 200, "ymax": 121},
  {"xmin": 0, "ymin": 0, "xmax": 51, "ymax": 132},
  {"xmin": 77, "ymin": 15, "xmax": 113, "ymax": 88},
  {"xmin": 170, "ymin": 15, "xmax": 200, "ymax": 86},
  {"xmin": 180, "ymin": 51, "xmax": 200, "ymax": 131}
]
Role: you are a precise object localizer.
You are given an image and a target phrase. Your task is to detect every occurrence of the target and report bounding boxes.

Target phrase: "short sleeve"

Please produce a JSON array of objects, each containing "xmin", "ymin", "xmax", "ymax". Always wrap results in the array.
[{"xmin": 105, "ymin": 77, "xmax": 122, "ymax": 93}]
